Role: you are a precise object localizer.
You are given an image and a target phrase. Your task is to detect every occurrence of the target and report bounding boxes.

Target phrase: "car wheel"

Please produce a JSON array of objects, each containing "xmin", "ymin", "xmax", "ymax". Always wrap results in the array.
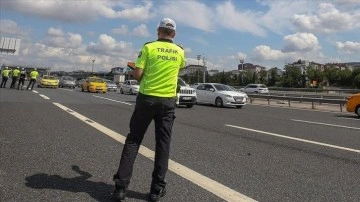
[
  {"xmin": 120, "ymin": 88, "xmax": 123, "ymax": 94},
  {"xmin": 215, "ymin": 97, "xmax": 223, "ymax": 107},
  {"xmin": 186, "ymin": 104, "xmax": 194, "ymax": 108},
  {"xmin": 356, "ymin": 105, "xmax": 360, "ymax": 117},
  {"xmin": 81, "ymin": 87, "xmax": 84, "ymax": 92},
  {"xmin": 236, "ymin": 106, "xmax": 243, "ymax": 109},
  {"xmin": 87, "ymin": 87, "xmax": 90, "ymax": 92},
  {"xmin": 130, "ymin": 89, "xmax": 133, "ymax": 95}
]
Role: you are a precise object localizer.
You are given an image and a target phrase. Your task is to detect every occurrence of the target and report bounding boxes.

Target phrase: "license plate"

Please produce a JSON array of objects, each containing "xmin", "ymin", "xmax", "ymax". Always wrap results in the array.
[
  {"xmin": 183, "ymin": 97, "xmax": 192, "ymax": 100},
  {"xmin": 235, "ymin": 99, "xmax": 242, "ymax": 102}
]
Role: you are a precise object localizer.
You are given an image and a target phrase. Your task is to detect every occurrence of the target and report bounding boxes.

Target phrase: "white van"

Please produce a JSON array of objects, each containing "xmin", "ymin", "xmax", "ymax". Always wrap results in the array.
[{"xmin": 177, "ymin": 77, "xmax": 197, "ymax": 108}]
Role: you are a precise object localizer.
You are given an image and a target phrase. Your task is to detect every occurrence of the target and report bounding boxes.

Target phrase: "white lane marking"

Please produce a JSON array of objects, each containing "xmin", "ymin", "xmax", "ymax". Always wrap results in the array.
[
  {"xmin": 93, "ymin": 95, "xmax": 133, "ymax": 105},
  {"xmin": 225, "ymin": 124, "xmax": 360, "ymax": 154},
  {"xmin": 39, "ymin": 94, "xmax": 50, "ymax": 100},
  {"xmin": 32, "ymin": 90, "xmax": 39, "ymax": 93},
  {"xmin": 53, "ymin": 102, "xmax": 255, "ymax": 202},
  {"xmin": 59, "ymin": 88, "xmax": 73, "ymax": 91},
  {"xmin": 291, "ymin": 119, "xmax": 360, "ymax": 130}
]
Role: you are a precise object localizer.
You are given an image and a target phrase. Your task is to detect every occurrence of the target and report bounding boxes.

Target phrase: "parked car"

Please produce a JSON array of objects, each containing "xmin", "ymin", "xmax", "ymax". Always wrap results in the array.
[
  {"xmin": 177, "ymin": 77, "xmax": 197, "ymax": 108},
  {"xmin": 37, "ymin": 75, "xmax": 59, "ymax": 88},
  {"xmin": 104, "ymin": 79, "xmax": 118, "ymax": 92},
  {"xmin": 81, "ymin": 77, "xmax": 107, "ymax": 93},
  {"xmin": 59, "ymin": 76, "xmax": 76, "ymax": 88},
  {"xmin": 346, "ymin": 93, "xmax": 360, "ymax": 117},
  {"xmin": 120, "ymin": 80, "xmax": 139, "ymax": 95},
  {"xmin": 195, "ymin": 83, "xmax": 248, "ymax": 108},
  {"xmin": 240, "ymin": 84, "xmax": 269, "ymax": 93}
]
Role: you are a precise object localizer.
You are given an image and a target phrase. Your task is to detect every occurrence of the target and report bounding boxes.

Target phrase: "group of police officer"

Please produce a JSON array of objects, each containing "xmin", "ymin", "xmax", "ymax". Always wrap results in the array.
[{"xmin": 0, "ymin": 67, "xmax": 39, "ymax": 90}]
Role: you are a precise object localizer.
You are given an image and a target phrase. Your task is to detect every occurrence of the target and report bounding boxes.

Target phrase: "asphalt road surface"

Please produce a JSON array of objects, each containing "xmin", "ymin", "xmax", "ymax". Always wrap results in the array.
[{"xmin": 1, "ymin": 87, "xmax": 359, "ymax": 202}]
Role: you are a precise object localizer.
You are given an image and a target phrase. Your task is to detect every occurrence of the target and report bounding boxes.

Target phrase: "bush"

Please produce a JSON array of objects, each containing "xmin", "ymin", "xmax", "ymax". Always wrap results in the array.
[{"xmin": 353, "ymin": 74, "xmax": 360, "ymax": 89}]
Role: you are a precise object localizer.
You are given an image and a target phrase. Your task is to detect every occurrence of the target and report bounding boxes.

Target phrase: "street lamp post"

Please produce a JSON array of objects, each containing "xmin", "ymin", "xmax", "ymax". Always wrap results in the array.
[
  {"xmin": 92, "ymin": 59, "xmax": 95, "ymax": 74},
  {"xmin": 197, "ymin": 55, "xmax": 201, "ymax": 83},
  {"xmin": 202, "ymin": 57, "xmax": 206, "ymax": 83},
  {"xmin": 239, "ymin": 59, "xmax": 244, "ymax": 85}
]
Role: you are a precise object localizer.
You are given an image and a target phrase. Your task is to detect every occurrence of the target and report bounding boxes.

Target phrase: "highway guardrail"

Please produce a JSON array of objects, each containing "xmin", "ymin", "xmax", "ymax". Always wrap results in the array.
[{"xmin": 247, "ymin": 94, "xmax": 347, "ymax": 112}]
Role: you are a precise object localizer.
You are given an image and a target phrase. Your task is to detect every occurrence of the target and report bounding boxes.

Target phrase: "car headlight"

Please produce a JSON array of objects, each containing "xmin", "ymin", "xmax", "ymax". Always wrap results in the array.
[{"xmin": 224, "ymin": 94, "xmax": 232, "ymax": 98}]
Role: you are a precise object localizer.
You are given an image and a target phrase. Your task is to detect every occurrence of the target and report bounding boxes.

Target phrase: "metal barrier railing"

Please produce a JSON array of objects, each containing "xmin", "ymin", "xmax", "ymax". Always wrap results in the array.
[{"xmin": 248, "ymin": 94, "xmax": 347, "ymax": 112}]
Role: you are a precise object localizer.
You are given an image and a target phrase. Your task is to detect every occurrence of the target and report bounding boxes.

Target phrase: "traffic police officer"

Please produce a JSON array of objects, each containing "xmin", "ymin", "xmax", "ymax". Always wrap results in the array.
[
  {"xmin": 10, "ymin": 67, "xmax": 20, "ymax": 88},
  {"xmin": 113, "ymin": 18, "xmax": 185, "ymax": 202},
  {"xmin": 17, "ymin": 68, "xmax": 27, "ymax": 90},
  {"xmin": 0, "ymin": 67, "xmax": 11, "ymax": 88},
  {"xmin": 27, "ymin": 68, "xmax": 39, "ymax": 90}
]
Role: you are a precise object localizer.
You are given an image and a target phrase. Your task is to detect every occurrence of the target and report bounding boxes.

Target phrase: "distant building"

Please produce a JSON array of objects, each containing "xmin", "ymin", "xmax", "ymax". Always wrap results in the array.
[
  {"xmin": 208, "ymin": 69, "xmax": 219, "ymax": 76},
  {"xmin": 285, "ymin": 59, "xmax": 309, "ymax": 74},
  {"xmin": 181, "ymin": 65, "xmax": 205, "ymax": 75},
  {"xmin": 111, "ymin": 67, "xmax": 126, "ymax": 75}
]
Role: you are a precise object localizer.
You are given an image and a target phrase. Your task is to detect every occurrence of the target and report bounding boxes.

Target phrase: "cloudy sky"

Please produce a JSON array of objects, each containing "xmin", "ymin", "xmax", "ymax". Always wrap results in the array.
[{"xmin": 1, "ymin": 0, "xmax": 360, "ymax": 72}]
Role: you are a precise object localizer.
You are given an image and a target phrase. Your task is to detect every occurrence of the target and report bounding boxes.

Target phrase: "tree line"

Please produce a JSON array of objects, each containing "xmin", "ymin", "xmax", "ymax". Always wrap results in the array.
[{"xmin": 181, "ymin": 66, "xmax": 360, "ymax": 89}]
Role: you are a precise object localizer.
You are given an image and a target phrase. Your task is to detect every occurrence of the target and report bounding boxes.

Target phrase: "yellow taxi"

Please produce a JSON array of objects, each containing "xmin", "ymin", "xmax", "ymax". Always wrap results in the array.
[
  {"xmin": 346, "ymin": 93, "xmax": 360, "ymax": 117},
  {"xmin": 81, "ymin": 77, "xmax": 107, "ymax": 93},
  {"xmin": 38, "ymin": 75, "xmax": 59, "ymax": 88}
]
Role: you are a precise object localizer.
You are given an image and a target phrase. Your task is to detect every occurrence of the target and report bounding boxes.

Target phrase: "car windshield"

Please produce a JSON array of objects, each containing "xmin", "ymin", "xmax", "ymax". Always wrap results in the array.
[
  {"xmin": 89, "ymin": 78, "xmax": 104, "ymax": 83},
  {"xmin": 178, "ymin": 78, "xmax": 187, "ymax": 86},
  {"xmin": 228, "ymin": 86, "xmax": 237, "ymax": 91},
  {"xmin": 130, "ymin": 81, "xmax": 138, "ymax": 85},
  {"xmin": 259, "ymin": 84, "xmax": 267, "ymax": 88},
  {"xmin": 62, "ymin": 76, "xmax": 74, "ymax": 81},
  {"xmin": 43, "ymin": 76, "xmax": 57, "ymax": 80},
  {"xmin": 213, "ymin": 84, "xmax": 233, "ymax": 91}
]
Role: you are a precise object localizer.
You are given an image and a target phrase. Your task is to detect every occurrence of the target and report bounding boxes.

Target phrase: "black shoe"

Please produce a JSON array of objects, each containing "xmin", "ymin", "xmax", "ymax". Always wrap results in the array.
[
  {"xmin": 149, "ymin": 188, "xmax": 166, "ymax": 202},
  {"xmin": 113, "ymin": 188, "xmax": 127, "ymax": 201}
]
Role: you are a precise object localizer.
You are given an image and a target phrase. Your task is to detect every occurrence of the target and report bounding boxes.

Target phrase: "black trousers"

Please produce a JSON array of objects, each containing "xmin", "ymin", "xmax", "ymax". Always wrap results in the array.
[
  {"xmin": 114, "ymin": 93, "xmax": 176, "ymax": 192},
  {"xmin": 18, "ymin": 78, "xmax": 25, "ymax": 89},
  {"xmin": 0, "ymin": 76, "xmax": 9, "ymax": 88},
  {"xmin": 27, "ymin": 79, "xmax": 36, "ymax": 90},
  {"xmin": 10, "ymin": 76, "xmax": 18, "ymax": 88}
]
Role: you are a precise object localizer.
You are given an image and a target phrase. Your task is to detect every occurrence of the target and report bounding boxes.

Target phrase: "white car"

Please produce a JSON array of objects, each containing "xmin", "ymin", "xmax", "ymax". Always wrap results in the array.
[
  {"xmin": 240, "ymin": 84, "xmax": 269, "ymax": 94},
  {"xmin": 195, "ymin": 83, "xmax": 248, "ymax": 108},
  {"xmin": 177, "ymin": 77, "xmax": 197, "ymax": 108},
  {"xmin": 104, "ymin": 79, "xmax": 118, "ymax": 92},
  {"xmin": 120, "ymin": 79, "xmax": 139, "ymax": 95}
]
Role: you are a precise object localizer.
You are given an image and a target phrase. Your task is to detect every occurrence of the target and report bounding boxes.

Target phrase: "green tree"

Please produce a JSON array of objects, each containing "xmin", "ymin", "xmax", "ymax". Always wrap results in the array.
[
  {"xmin": 258, "ymin": 69, "xmax": 268, "ymax": 84},
  {"xmin": 307, "ymin": 68, "xmax": 323, "ymax": 87},
  {"xmin": 268, "ymin": 68, "xmax": 278, "ymax": 86},
  {"xmin": 338, "ymin": 69, "xmax": 352, "ymax": 86},
  {"xmin": 323, "ymin": 67, "xmax": 340, "ymax": 86},
  {"xmin": 283, "ymin": 66, "xmax": 302, "ymax": 87},
  {"xmin": 353, "ymin": 74, "xmax": 360, "ymax": 89},
  {"xmin": 220, "ymin": 70, "xmax": 227, "ymax": 84}
]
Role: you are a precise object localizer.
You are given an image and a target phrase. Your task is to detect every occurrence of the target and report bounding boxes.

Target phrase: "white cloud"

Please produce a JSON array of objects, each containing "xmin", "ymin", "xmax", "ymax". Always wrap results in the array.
[
  {"xmin": 131, "ymin": 24, "xmax": 150, "ymax": 37},
  {"xmin": 87, "ymin": 34, "xmax": 133, "ymax": 56},
  {"xmin": 336, "ymin": 41, "xmax": 360, "ymax": 53},
  {"xmin": 215, "ymin": 1, "xmax": 266, "ymax": 37},
  {"xmin": 158, "ymin": 1, "xmax": 215, "ymax": 32},
  {"xmin": 282, "ymin": 32, "xmax": 320, "ymax": 52},
  {"xmin": 0, "ymin": 19, "xmax": 28, "ymax": 37},
  {"xmin": 41, "ymin": 27, "xmax": 82, "ymax": 49},
  {"xmin": 259, "ymin": 0, "xmax": 309, "ymax": 35},
  {"xmin": 291, "ymin": 3, "xmax": 360, "ymax": 33},
  {"xmin": 252, "ymin": 45, "xmax": 286, "ymax": 61},
  {"xmin": 112, "ymin": 25, "xmax": 128, "ymax": 35},
  {"xmin": 1, "ymin": 0, "xmax": 155, "ymax": 22}
]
